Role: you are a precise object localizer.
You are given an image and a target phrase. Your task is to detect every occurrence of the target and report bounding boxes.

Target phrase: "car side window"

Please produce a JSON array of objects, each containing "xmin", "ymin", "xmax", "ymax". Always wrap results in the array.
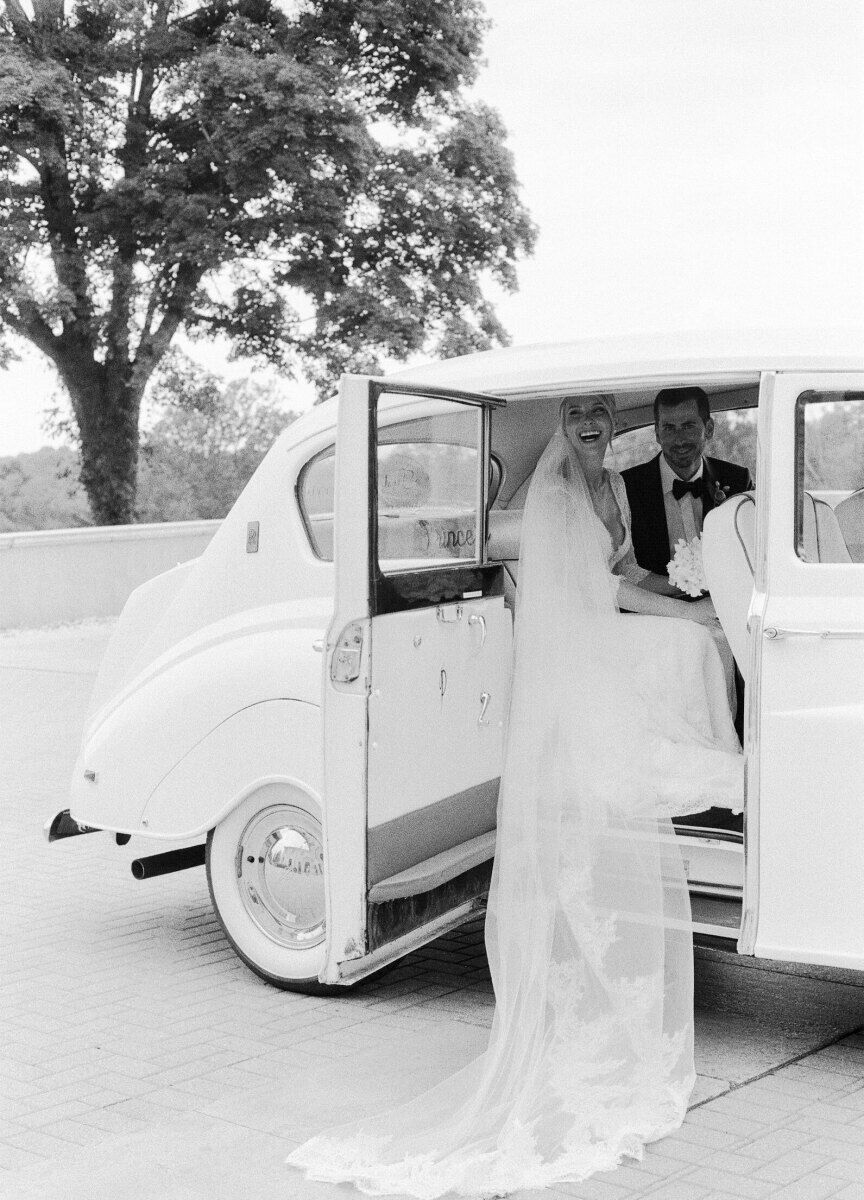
[
  {"xmin": 796, "ymin": 391, "xmax": 864, "ymax": 563},
  {"xmin": 611, "ymin": 408, "xmax": 757, "ymax": 480},
  {"xmin": 297, "ymin": 445, "xmax": 336, "ymax": 560},
  {"xmin": 296, "ymin": 406, "xmax": 486, "ymax": 566},
  {"xmin": 608, "ymin": 424, "xmax": 656, "ymax": 472},
  {"xmin": 375, "ymin": 406, "xmax": 482, "ymax": 574}
]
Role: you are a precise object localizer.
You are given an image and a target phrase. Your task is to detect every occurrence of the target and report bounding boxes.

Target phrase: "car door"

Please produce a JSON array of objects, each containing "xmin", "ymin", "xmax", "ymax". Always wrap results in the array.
[
  {"xmin": 744, "ymin": 371, "xmax": 864, "ymax": 970},
  {"xmin": 321, "ymin": 377, "xmax": 511, "ymax": 984}
]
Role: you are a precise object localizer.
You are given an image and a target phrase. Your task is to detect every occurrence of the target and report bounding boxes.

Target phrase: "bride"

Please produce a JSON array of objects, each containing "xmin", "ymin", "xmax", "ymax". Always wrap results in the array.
[{"xmin": 286, "ymin": 395, "xmax": 743, "ymax": 1197}]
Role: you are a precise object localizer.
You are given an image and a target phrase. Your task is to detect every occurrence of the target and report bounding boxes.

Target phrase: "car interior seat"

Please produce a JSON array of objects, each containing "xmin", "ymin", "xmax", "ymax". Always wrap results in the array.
[
  {"xmin": 833, "ymin": 488, "xmax": 864, "ymax": 562},
  {"xmin": 702, "ymin": 493, "xmax": 756, "ymax": 682},
  {"xmin": 704, "ymin": 490, "xmax": 852, "ymax": 681},
  {"xmin": 800, "ymin": 492, "xmax": 851, "ymax": 564},
  {"xmin": 486, "ymin": 508, "xmax": 523, "ymax": 611}
]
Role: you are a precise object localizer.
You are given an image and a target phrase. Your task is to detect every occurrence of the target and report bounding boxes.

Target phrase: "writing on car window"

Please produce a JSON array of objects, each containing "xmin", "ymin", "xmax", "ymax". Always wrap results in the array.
[{"xmin": 376, "ymin": 407, "xmax": 482, "ymax": 573}]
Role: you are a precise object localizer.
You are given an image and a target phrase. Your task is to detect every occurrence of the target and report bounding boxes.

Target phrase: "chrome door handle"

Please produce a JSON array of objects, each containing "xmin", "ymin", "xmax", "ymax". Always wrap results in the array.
[
  {"xmin": 437, "ymin": 604, "xmax": 463, "ymax": 623},
  {"xmin": 478, "ymin": 692, "xmax": 491, "ymax": 725},
  {"xmin": 468, "ymin": 613, "xmax": 487, "ymax": 647}
]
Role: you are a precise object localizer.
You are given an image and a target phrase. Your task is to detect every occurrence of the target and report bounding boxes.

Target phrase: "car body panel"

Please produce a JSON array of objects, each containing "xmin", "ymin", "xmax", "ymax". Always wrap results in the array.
[
  {"xmin": 71, "ymin": 610, "xmax": 327, "ymax": 834},
  {"xmin": 142, "ymin": 700, "xmax": 322, "ymax": 841}
]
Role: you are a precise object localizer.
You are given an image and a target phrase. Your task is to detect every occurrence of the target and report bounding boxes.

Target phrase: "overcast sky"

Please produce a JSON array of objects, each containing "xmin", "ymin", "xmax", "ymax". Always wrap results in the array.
[{"xmin": 1, "ymin": 0, "xmax": 862, "ymax": 454}]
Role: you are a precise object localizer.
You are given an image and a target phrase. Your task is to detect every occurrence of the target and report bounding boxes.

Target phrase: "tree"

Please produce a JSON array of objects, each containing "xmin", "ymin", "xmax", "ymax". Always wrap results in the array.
[
  {"xmin": 0, "ymin": 0, "xmax": 535, "ymax": 524},
  {"xmin": 0, "ymin": 444, "xmax": 89, "ymax": 529},
  {"xmin": 135, "ymin": 351, "xmax": 297, "ymax": 520}
]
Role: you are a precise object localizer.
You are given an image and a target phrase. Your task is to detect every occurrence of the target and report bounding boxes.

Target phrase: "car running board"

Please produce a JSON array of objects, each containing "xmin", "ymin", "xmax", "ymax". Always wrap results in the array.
[{"xmin": 368, "ymin": 829, "xmax": 496, "ymax": 904}]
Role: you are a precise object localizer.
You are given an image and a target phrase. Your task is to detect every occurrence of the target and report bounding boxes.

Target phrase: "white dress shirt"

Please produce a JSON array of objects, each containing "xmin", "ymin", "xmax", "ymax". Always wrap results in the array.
[{"xmin": 659, "ymin": 454, "xmax": 703, "ymax": 556}]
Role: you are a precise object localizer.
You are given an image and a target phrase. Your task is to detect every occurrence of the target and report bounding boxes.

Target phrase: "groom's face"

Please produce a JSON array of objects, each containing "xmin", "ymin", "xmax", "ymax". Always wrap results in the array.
[{"xmin": 655, "ymin": 399, "xmax": 714, "ymax": 479}]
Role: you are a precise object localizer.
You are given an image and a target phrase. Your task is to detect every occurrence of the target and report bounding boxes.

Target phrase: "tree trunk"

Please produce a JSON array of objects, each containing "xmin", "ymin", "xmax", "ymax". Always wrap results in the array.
[{"xmin": 66, "ymin": 362, "xmax": 143, "ymax": 525}]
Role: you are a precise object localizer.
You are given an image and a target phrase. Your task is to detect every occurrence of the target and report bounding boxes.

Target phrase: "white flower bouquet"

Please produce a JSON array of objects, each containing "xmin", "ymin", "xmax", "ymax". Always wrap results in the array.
[{"xmin": 667, "ymin": 536, "xmax": 707, "ymax": 598}]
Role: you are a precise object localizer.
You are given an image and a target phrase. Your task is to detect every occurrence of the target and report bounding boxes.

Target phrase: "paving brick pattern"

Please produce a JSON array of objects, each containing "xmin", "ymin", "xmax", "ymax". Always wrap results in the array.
[{"xmin": 1, "ymin": 623, "xmax": 863, "ymax": 1199}]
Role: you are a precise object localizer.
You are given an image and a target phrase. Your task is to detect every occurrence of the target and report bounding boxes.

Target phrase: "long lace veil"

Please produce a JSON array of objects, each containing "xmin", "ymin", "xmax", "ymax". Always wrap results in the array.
[{"xmin": 287, "ymin": 431, "xmax": 741, "ymax": 1196}]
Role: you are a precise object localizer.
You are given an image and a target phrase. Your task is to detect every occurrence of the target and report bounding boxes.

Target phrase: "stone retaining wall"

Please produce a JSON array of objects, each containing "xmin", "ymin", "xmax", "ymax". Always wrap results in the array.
[{"xmin": 0, "ymin": 520, "xmax": 220, "ymax": 629}]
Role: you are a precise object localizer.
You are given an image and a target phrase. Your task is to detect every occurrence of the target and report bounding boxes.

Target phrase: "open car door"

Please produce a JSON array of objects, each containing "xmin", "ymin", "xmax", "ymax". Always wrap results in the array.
[
  {"xmin": 745, "ymin": 371, "xmax": 864, "ymax": 970},
  {"xmin": 321, "ymin": 377, "xmax": 512, "ymax": 985}
]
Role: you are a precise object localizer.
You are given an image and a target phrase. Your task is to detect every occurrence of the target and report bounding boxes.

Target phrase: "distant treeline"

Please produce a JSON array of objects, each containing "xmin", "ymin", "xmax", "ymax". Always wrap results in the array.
[
  {"xmin": 0, "ymin": 447, "xmax": 90, "ymax": 532},
  {"xmin": 0, "ymin": 434, "xmax": 295, "ymax": 533}
]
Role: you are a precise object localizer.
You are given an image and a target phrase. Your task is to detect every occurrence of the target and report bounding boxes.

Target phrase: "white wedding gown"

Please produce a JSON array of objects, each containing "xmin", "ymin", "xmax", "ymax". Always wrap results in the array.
[
  {"xmin": 603, "ymin": 469, "xmax": 738, "ymax": 723},
  {"xmin": 286, "ymin": 434, "xmax": 743, "ymax": 1197}
]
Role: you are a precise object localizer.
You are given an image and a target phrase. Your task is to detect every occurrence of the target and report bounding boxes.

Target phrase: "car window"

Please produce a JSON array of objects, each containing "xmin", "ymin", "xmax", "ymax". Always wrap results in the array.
[
  {"xmin": 375, "ymin": 405, "xmax": 483, "ymax": 574},
  {"xmin": 296, "ymin": 405, "xmax": 485, "ymax": 566},
  {"xmin": 611, "ymin": 408, "xmax": 757, "ymax": 480},
  {"xmin": 796, "ymin": 391, "xmax": 864, "ymax": 563},
  {"xmin": 297, "ymin": 445, "xmax": 336, "ymax": 560}
]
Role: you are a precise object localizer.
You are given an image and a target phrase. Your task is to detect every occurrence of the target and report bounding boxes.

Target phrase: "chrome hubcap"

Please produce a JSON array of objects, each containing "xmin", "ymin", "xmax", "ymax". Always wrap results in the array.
[{"xmin": 236, "ymin": 805, "xmax": 325, "ymax": 949}]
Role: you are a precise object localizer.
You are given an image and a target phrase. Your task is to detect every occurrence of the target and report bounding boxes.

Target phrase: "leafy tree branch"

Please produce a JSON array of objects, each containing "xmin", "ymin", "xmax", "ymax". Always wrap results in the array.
[{"xmin": 0, "ymin": 0, "xmax": 535, "ymax": 523}]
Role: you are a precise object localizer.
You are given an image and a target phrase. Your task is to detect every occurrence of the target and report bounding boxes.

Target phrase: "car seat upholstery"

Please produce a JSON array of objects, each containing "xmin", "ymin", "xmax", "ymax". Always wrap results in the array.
[
  {"xmin": 834, "ymin": 488, "xmax": 864, "ymax": 562},
  {"xmin": 506, "ymin": 475, "xmax": 532, "ymax": 510},
  {"xmin": 702, "ymin": 493, "xmax": 756, "ymax": 682},
  {"xmin": 704, "ymin": 491, "xmax": 851, "ymax": 681},
  {"xmin": 801, "ymin": 492, "xmax": 851, "ymax": 564},
  {"xmin": 487, "ymin": 508, "xmax": 523, "ymax": 611}
]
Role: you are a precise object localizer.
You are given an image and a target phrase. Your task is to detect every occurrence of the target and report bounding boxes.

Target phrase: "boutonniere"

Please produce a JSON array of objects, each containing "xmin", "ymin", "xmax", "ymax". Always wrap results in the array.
[
  {"xmin": 702, "ymin": 463, "xmax": 730, "ymax": 507},
  {"xmin": 709, "ymin": 480, "xmax": 732, "ymax": 506}
]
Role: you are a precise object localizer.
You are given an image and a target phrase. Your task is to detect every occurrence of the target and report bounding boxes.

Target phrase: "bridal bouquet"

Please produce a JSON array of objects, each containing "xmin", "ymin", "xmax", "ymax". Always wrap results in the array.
[{"xmin": 667, "ymin": 536, "xmax": 707, "ymax": 597}]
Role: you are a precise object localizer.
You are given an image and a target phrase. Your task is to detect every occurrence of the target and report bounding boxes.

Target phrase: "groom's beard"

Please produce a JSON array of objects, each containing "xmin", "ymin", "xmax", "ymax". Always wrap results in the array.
[{"xmin": 663, "ymin": 449, "xmax": 702, "ymax": 478}]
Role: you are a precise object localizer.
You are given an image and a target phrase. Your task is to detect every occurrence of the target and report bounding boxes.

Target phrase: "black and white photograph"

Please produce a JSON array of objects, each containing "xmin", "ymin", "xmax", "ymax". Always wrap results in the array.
[{"xmin": 1, "ymin": 2, "xmax": 864, "ymax": 1198}]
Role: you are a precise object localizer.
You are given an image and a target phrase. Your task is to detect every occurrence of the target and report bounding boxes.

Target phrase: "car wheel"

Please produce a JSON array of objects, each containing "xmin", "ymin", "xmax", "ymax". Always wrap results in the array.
[{"xmin": 206, "ymin": 782, "xmax": 336, "ymax": 993}]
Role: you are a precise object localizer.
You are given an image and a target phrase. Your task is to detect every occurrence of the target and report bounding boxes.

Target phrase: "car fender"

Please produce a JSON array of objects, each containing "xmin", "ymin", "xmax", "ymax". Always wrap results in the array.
[
  {"xmin": 71, "ymin": 626, "xmax": 323, "ymax": 833},
  {"xmin": 141, "ymin": 699, "xmax": 322, "ymax": 839}
]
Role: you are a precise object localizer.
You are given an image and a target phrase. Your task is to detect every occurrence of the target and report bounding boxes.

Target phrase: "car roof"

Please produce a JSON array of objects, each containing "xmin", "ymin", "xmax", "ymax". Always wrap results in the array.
[
  {"xmin": 388, "ymin": 328, "xmax": 864, "ymax": 408},
  {"xmin": 275, "ymin": 326, "xmax": 864, "ymax": 457}
]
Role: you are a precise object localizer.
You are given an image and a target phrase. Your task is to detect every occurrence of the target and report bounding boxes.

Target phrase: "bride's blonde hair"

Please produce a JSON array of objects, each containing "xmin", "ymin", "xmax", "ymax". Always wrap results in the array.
[
  {"xmin": 558, "ymin": 393, "xmax": 617, "ymax": 433},
  {"xmin": 558, "ymin": 394, "xmax": 618, "ymax": 480}
]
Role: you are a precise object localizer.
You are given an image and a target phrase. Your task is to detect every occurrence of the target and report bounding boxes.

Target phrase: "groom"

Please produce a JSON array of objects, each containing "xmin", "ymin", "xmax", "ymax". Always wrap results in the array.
[{"xmin": 621, "ymin": 386, "xmax": 753, "ymax": 577}]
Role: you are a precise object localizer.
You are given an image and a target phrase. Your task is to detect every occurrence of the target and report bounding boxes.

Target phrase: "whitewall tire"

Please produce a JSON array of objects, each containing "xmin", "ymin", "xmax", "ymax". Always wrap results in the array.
[{"xmin": 206, "ymin": 782, "xmax": 334, "ymax": 992}]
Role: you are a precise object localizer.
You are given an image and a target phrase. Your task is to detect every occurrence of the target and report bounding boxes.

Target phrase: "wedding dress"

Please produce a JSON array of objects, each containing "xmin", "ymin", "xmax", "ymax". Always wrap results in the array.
[
  {"xmin": 286, "ymin": 432, "xmax": 743, "ymax": 1197},
  {"xmin": 602, "ymin": 468, "xmax": 739, "ymax": 722}
]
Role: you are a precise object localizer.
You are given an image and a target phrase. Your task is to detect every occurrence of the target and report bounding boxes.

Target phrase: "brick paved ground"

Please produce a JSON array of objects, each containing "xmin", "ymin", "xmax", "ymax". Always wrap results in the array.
[{"xmin": 2, "ymin": 623, "xmax": 863, "ymax": 1200}]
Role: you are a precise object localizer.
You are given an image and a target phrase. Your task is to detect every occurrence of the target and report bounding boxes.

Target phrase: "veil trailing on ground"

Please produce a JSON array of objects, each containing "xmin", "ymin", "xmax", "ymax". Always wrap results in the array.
[{"xmin": 287, "ymin": 432, "xmax": 743, "ymax": 1197}]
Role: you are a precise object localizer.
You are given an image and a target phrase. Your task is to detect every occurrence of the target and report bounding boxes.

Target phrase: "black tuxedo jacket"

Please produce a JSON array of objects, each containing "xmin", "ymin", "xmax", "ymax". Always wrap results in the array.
[{"xmin": 621, "ymin": 453, "xmax": 754, "ymax": 576}]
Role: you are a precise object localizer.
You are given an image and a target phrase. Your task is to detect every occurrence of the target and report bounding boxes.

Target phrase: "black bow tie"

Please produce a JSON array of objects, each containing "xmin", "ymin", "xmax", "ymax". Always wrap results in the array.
[{"xmin": 672, "ymin": 478, "xmax": 701, "ymax": 500}]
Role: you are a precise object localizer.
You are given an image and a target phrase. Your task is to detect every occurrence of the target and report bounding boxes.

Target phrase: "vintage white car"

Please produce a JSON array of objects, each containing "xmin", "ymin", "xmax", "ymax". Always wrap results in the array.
[{"xmin": 47, "ymin": 331, "xmax": 864, "ymax": 990}]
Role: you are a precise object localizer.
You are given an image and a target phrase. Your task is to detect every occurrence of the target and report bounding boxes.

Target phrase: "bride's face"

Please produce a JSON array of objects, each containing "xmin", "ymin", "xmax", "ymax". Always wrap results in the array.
[{"xmin": 562, "ymin": 398, "xmax": 613, "ymax": 463}]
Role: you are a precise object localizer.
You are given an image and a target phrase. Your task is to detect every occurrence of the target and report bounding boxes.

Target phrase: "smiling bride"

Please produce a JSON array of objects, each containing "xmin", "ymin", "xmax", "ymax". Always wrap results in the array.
[{"xmin": 286, "ymin": 394, "xmax": 743, "ymax": 1197}]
